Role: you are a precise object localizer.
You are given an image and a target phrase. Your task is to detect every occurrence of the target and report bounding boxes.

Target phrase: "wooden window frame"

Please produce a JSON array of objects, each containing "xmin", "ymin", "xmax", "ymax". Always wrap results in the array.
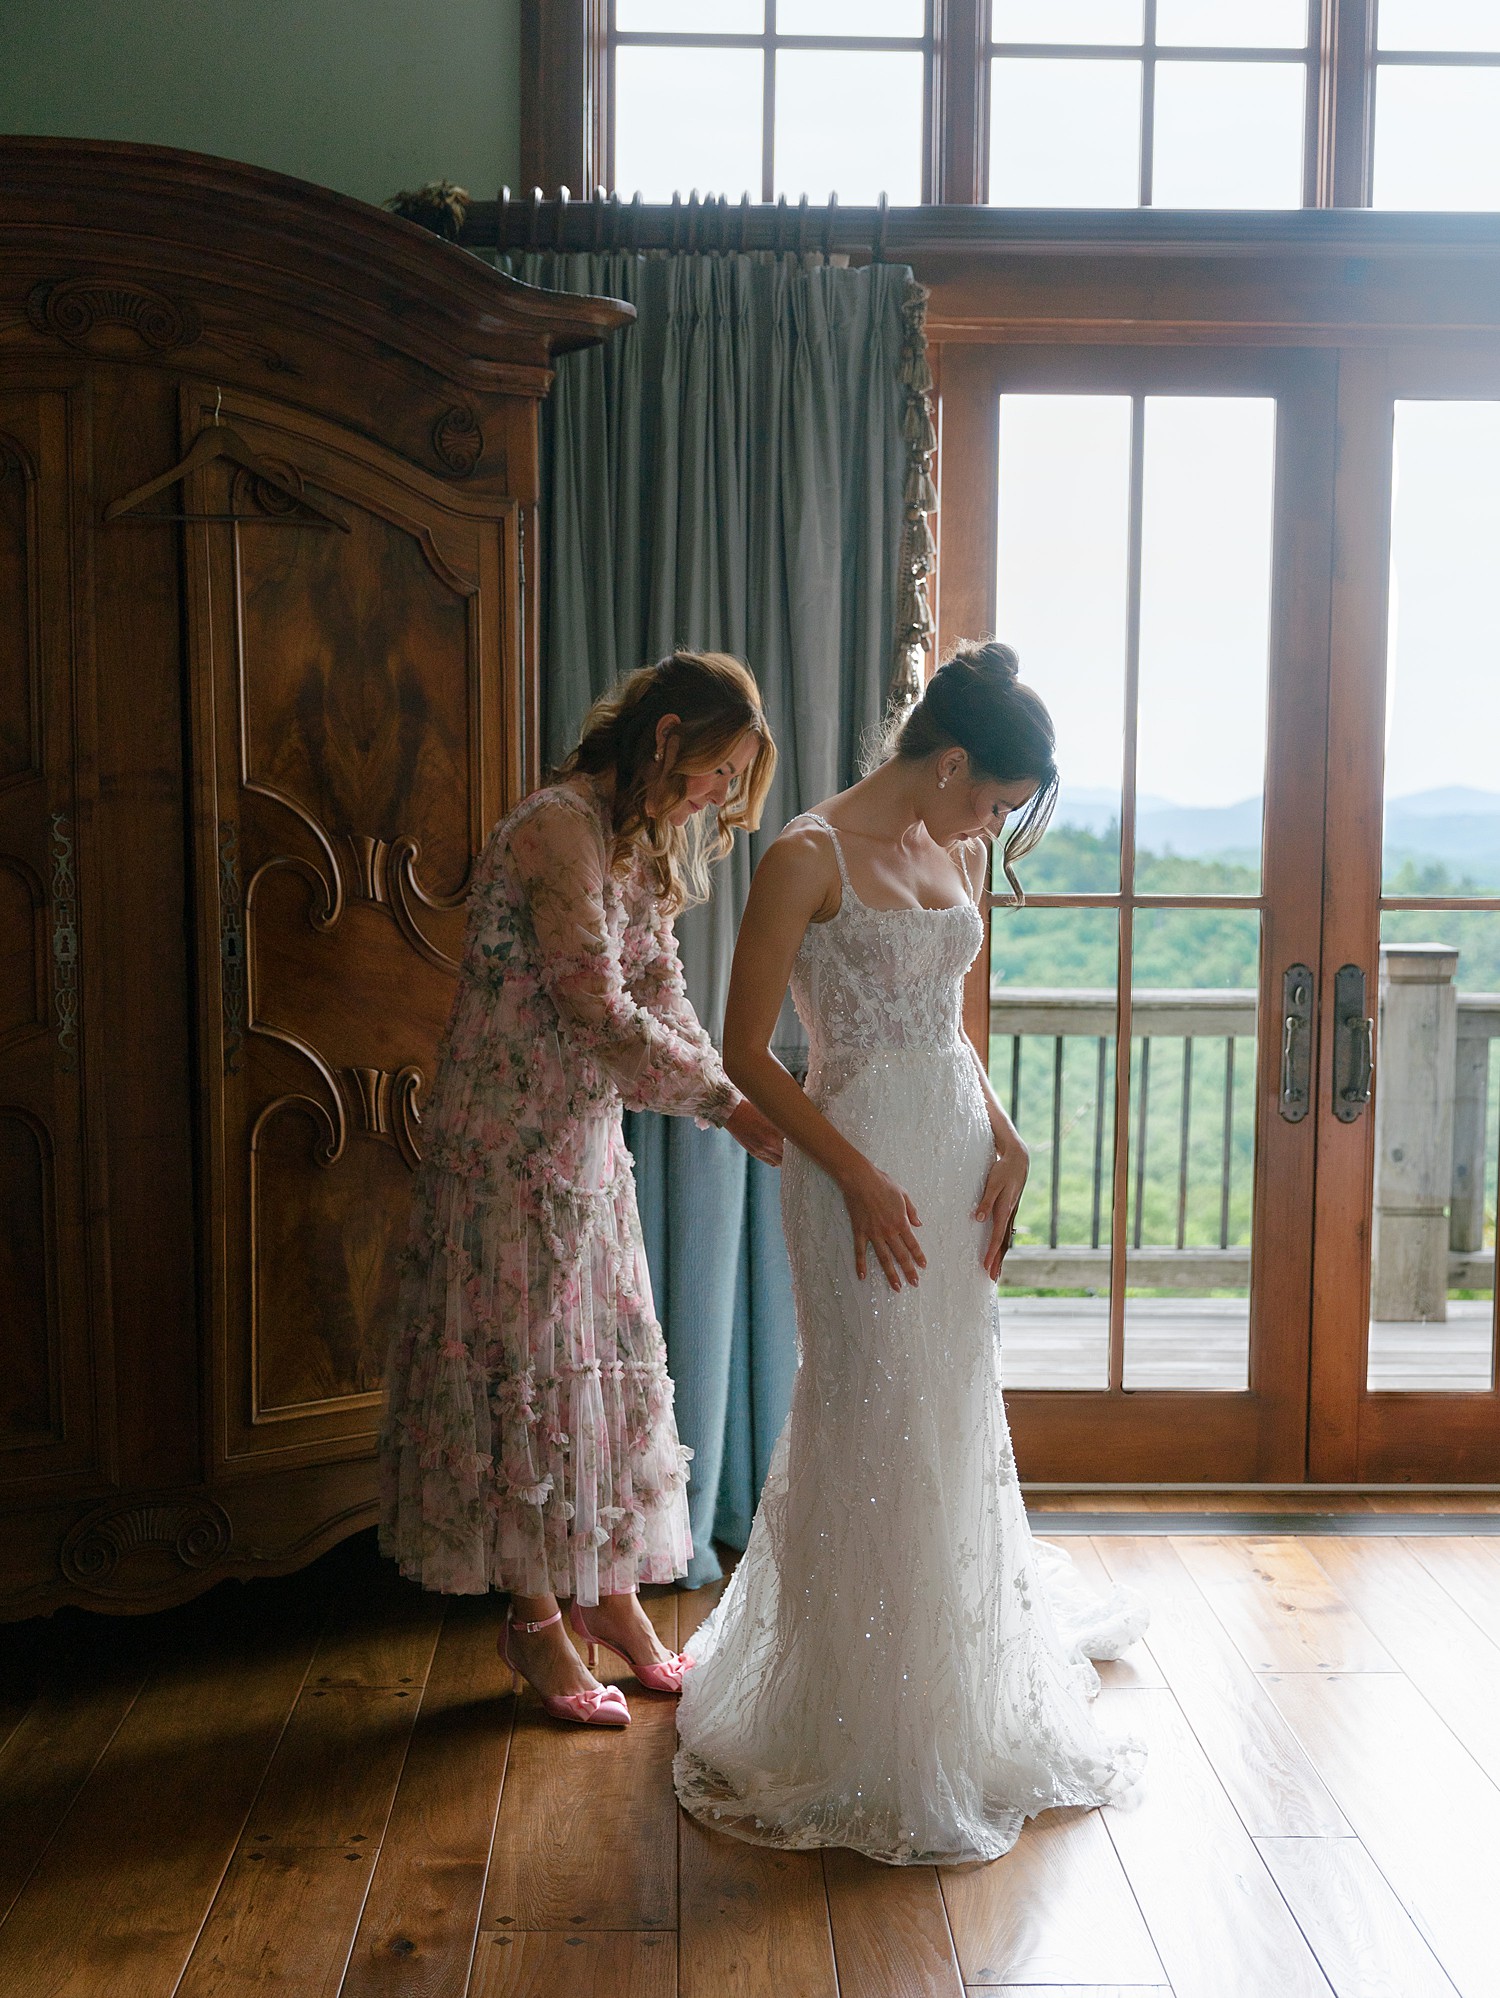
[{"xmin": 520, "ymin": 0, "xmax": 1387, "ymax": 209}]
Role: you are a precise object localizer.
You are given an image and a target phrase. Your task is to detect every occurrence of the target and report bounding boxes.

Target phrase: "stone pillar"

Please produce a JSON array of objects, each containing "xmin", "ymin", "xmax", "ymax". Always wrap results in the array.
[
  {"xmin": 1449, "ymin": 1017, "xmax": 1489, "ymax": 1254},
  {"xmin": 1371, "ymin": 943, "xmax": 1458, "ymax": 1323}
]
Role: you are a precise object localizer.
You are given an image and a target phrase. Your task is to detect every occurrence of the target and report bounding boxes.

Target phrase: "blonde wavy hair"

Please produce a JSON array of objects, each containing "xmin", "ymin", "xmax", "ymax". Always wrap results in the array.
[{"xmin": 557, "ymin": 651, "xmax": 777, "ymax": 912}]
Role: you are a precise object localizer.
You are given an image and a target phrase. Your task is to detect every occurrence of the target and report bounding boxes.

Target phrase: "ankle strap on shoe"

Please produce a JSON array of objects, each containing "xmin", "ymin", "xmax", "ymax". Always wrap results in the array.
[{"xmin": 508, "ymin": 1608, "xmax": 563, "ymax": 1635}]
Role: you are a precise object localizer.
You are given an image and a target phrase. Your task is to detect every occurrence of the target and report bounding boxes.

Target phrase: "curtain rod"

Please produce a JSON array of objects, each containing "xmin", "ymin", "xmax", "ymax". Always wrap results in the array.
[
  {"xmin": 461, "ymin": 187, "xmax": 893, "ymax": 261},
  {"xmin": 457, "ymin": 194, "xmax": 1500, "ymax": 263}
]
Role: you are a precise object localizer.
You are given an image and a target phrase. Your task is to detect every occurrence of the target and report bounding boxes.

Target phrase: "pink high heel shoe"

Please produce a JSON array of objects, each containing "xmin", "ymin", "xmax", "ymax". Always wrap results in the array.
[
  {"xmin": 568, "ymin": 1600, "xmax": 694, "ymax": 1693},
  {"xmin": 502, "ymin": 1609, "xmax": 630, "ymax": 1727}
]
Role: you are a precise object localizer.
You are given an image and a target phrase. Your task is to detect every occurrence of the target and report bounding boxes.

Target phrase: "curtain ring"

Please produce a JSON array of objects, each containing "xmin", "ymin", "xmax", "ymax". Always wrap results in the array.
[
  {"xmin": 687, "ymin": 188, "xmax": 700, "ymax": 253},
  {"xmin": 776, "ymin": 192, "xmax": 789, "ymax": 256},
  {"xmin": 497, "ymin": 184, "xmax": 511, "ymax": 255},
  {"xmin": 593, "ymin": 186, "xmax": 607, "ymax": 251},
  {"xmin": 526, "ymin": 186, "xmax": 543, "ymax": 251},
  {"xmin": 874, "ymin": 191, "xmax": 890, "ymax": 264},
  {"xmin": 824, "ymin": 190, "xmax": 838, "ymax": 260},
  {"xmin": 670, "ymin": 190, "xmax": 683, "ymax": 252},
  {"xmin": 738, "ymin": 191, "xmax": 751, "ymax": 253},
  {"xmin": 556, "ymin": 184, "xmax": 570, "ymax": 253},
  {"xmin": 630, "ymin": 190, "xmax": 643, "ymax": 251},
  {"xmin": 797, "ymin": 193, "xmax": 810, "ymax": 257}
]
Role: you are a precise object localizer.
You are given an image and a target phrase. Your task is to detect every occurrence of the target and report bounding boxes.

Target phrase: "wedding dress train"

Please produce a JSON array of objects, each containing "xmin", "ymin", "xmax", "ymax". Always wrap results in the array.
[{"xmin": 674, "ymin": 815, "xmax": 1147, "ymax": 1865}]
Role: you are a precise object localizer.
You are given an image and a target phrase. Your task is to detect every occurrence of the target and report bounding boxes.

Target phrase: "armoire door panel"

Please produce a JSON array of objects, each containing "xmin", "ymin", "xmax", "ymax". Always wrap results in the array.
[
  {"xmin": 184, "ymin": 386, "xmax": 511, "ymax": 1470},
  {"xmin": 0, "ymin": 1110, "xmax": 58, "ymax": 1445},
  {"xmin": 0, "ymin": 390, "xmax": 103, "ymax": 1488},
  {"xmin": 234, "ymin": 491, "xmax": 479, "ymax": 902}
]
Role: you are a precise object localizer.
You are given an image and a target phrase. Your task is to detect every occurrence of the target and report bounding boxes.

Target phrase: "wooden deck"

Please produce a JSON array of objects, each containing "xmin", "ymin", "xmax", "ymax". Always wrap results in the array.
[
  {"xmin": 5, "ymin": 1516, "xmax": 1500, "ymax": 1997},
  {"xmin": 1001, "ymin": 1294, "xmax": 1498, "ymax": 1392}
]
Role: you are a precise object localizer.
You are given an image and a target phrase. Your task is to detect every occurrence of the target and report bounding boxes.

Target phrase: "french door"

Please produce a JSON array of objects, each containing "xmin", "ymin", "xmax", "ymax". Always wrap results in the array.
[
  {"xmin": 939, "ymin": 338, "xmax": 1500, "ymax": 1484},
  {"xmin": 1313, "ymin": 346, "xmax": 1500, "ymax": 1482}
]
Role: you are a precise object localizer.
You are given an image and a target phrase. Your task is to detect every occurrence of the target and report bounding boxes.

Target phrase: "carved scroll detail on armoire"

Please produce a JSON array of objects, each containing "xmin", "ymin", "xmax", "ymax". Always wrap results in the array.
[{"xmin": 0, "ymin": 140, "xmax": 629, "ymax": 1616}]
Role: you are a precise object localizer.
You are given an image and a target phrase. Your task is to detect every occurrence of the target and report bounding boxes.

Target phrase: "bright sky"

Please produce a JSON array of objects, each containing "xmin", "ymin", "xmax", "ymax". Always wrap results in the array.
[
  {"xmin": 1385, "ymin": 401, "xmax": 1500, "ymax": 800},
  {"xmin": 995, "ymin": 394, "xmax": 1275, "ymax": 810},
  {"xmin": 996, "ymin": 393, "xmax": 1500, "ymax": 811}
]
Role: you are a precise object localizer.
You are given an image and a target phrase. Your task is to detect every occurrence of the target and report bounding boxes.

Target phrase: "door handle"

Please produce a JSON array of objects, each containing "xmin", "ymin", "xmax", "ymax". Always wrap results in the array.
[
  {"xmin": 1333, "ymin": 963, "xmax": 1374, "ymax": 1123},
  {"xmin": 1279, "ymin": 963, "xmax": 1313, "ymax": 1122}
]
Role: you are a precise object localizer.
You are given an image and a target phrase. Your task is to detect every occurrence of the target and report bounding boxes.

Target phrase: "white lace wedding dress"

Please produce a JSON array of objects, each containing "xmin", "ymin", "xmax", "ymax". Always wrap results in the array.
[{"xmin": 673, "ymin": 815, "xmax": 1148, "ymax": 1866}]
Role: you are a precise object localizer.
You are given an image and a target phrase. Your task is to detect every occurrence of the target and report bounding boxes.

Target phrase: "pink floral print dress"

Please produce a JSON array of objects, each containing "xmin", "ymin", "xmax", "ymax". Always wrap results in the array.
[{"xmin": 379, "ymin": 780, "xmax": 740, "ymax": 1604}]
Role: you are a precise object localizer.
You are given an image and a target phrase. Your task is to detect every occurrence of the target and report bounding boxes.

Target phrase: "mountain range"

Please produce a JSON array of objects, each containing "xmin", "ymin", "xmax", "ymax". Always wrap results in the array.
[{"xmin": 1056, "ymin": 786, "xmax": 1500, "ymax": 882}]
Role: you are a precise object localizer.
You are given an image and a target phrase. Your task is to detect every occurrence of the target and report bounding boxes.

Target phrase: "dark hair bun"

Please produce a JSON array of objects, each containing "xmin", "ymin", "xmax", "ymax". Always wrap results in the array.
[{"xmin": 897, "ymin": 640, "xmax": 1050, "ymax": 787}]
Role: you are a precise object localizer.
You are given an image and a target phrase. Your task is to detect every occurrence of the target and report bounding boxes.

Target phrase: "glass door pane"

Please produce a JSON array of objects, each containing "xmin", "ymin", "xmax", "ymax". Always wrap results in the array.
[
  {"xmin": 993, "ymin": 385, "xmax": 1278, "ymax": 1398},
  {"xmin": 1367, "ymin": 400, "xmax": 1500, "ymax": 1394}
]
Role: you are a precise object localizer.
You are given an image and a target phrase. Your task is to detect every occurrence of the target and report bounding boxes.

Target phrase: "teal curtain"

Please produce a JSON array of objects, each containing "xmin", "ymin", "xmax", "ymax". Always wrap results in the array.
[{"xmin": 506, "ymin": 249, "xmax": 918, "ymax": 1583}]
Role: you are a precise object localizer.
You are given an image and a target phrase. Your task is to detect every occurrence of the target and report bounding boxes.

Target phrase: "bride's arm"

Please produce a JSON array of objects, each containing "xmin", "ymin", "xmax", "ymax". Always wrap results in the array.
[
  {"xmin": 723, "ymin": 830, "xmax": 928, "ymax": 1292},
  {"xmin": 956, "ymin": 837, "xmax": 1029, "ymax": 1279}
]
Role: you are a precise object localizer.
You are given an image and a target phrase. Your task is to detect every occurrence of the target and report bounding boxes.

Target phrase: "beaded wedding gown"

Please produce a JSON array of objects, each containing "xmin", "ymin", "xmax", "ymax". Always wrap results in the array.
[{"xmin": 673, "ymin": 815, "xmax": 1148, "ymax": 1866}]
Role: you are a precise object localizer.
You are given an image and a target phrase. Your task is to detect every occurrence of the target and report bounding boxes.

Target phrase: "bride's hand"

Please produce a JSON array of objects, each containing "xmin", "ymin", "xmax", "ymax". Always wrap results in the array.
[
  {"xmin": 839, "ymin": 1159, "xmax": 925, "ymax": 1290},
  {"xmin": 975, "ymin": 1145, "xmax": 1029, "ymax": 1282},
  {"xmin": 726, "ymin": 1096, "xmax": 784, "ymax": 1165}
]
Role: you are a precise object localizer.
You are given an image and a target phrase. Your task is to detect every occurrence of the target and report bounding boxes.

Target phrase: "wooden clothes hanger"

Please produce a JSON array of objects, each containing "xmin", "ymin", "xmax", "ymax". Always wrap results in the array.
[{"xmin": 104, "ymin": 389, "xmax": 350, "ymax": 529}]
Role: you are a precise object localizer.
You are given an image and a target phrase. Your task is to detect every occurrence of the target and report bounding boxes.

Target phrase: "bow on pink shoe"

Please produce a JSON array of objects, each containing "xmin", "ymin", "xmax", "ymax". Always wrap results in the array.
[
  {"xmin": 568, "ymin": 1601, "xmax": 695, "ymax": 1693},
  {"xmin": 502, "ymin": 1610, "xmax": 630, "ymax": 1726}
]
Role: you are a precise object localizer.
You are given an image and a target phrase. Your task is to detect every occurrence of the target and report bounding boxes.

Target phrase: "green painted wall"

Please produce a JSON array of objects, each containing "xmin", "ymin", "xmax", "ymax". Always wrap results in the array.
[{"xmin": 0, "ymin": 0, "xmax": 520, "ymax": 210}]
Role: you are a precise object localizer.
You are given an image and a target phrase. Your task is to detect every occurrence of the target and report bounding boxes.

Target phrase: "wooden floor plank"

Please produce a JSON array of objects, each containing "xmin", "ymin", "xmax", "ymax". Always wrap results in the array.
[
  {"xmin": 965, "ymin": 1988, "xmax": 1174, "ymax": 1997},
  {"xmin": 0, "ymin": 1658, "xmax": 148, "ymax": 1922},
  {"xmin": 1300, "ymin": 1537, "xmax": 1500, "ymax": 1789},
  {"xmin": 1094, "ymin": 1536, "xmax": 1349, "ymax": 1836},
  {"xmin": 173, "ymin": 1843, "xmax": 376, "ymax": 1998},
  {"xmin": 481, "ymin": 1594, "xmax": 677, "ymax": 1933},
  {"xmin": 1255, "ymin": 1836, "xmax": 1461, "ymax": 1998},
  {"xmin": 471, "ymin": 1931, "xmax": 675, "ymax": 1998},
  {"xmin": 678, "ymin": 1818, "xmax": 837, "ymax": 1998},
  {"xmin": 0, "ymin": 1596, "xmax": 320, "ymax": 1998},
  {"xmin": 1399, "ymin": 1536, "xmax": 1500, "ymax": 1649},
  {"xmin": 824, "ymin": 1849, "xmax": 964, "ymax": 1998},
  {"xmin": 940, "ymin": 1805, "xmax": 1166, "ymax": 1990},
  {"xmin": 239, "ymin": 1686, "xmax": 420, "ymax": 1847},
  {"xmin": 1098, "ymin": 1688, "xmax": 1335, "ymax": 1998},
  {"xmin": 306, "ymin": 1569, "xmax": 445, "ymax": 1694},
  {"xmin": 339, "ymin": 1597, "xmax": 511, "ymax": 1998},
  {"xmin": 1169, "ymin": 1536, "xmax": 1396, "ymax": 1674},
  {"xmin": 1264, "ymin": 1670, "xmax": 1500, "ymax": 1998}
]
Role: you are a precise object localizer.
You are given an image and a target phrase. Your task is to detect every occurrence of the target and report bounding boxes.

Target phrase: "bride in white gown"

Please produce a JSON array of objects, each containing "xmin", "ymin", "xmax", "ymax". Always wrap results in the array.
[{"xmin": 673, "ymin": 642, "xmax": 1147, "ymax": 1866}]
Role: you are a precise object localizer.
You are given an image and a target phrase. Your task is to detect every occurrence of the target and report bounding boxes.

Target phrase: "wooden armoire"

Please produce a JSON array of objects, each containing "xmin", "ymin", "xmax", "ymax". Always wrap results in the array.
[{"xmin": 0, "ymin": 139, "xmax": 628, "ymax": 1617}]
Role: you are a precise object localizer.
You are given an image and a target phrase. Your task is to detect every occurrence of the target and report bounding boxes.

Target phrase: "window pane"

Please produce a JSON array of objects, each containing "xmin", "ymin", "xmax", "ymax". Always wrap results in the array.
[
  {"xmin": 778, "ymin": 0, "xmax": 924, "ymax": 33},
  {"xmin": 996, "ymin": 395, "xmax": 1132, "ymax": 890},
  {"xmin": 1368, "ymin": 914, "xmax": 1499, "ymax": 1392},
  {"xmin": 1123, "ymin": 908, "xmax": 1259, "ymax": 1390},
  {"xmin": 1384, "ymin": 403, "xmax": 1500, "ymax": 894},
  {"xmin": 1155, "ymin": 0, "xmax": 1307, "ymax": 48},
  {"xmin": 1152, "ymin": 61, "xmax": 1305, "ymax": 206},
  {"xmin": 1374, "ymin": 68, "xmax": 1500, "ymax": 208},
  {"xmin": 774, "ymin": 51, "xmax": 923, "ymax": 201},
  {"xmin": 993, "ymin": 0, "xmax": 1143, "ymax": 43},
  {"xmin": 617, "ymin": 0, "xmax": 763, "ymax": 28},
  {"xmin": 1378, "ymin": 0, "xmax": 1500, "ymax": 53},
  {"xmin": 990, "ymin": 59, "xmax": 1142, "ymax": 204},
  {"xmin": 1137, "ymin": 397, "xmax": 1276, "ymax": 883},
  {"xmin": 614, "ymin": 46, "xmax": 764, "ymax": 199},
  {"xmin": 993, "ymin": 909, "xmax": 1119, "ymax": 1391}
]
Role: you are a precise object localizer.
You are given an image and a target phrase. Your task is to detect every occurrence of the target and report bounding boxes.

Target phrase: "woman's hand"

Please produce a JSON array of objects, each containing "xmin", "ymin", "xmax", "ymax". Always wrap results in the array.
[
  {"xmin": 839, "ymin": 1158, "xmax": 926, "ymax": 1290},
  {"xmin": 975, "ymin": 1143, "xmax": 1029, "ymax": 1282},
  {"xmin": 726, "ymin": 1096, "xmax": 784, "ymax": 1165}
]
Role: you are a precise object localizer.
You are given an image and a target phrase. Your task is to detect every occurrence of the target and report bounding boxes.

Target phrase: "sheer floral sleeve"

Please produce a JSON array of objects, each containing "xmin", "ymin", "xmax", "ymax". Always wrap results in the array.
[
  {"xmin": 509, "ymin": 796, "xmax": 738, "ymax": 1125},
  {"xmin": 626, "ymin": 890, "xmax": 742, "ymax": 1126}
]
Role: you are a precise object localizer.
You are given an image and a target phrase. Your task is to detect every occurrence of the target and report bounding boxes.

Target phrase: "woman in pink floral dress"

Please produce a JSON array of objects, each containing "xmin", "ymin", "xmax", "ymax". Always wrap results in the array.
[{"xmin": 380, "ymin": 651, "xmax": 781, "ymax": 1725}]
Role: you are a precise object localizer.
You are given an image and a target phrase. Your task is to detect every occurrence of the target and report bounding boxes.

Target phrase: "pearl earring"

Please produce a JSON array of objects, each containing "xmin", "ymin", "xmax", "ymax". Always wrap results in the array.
[{"xmin": 938, "ymin": 775, "xmax": 948, "ymax": 790}]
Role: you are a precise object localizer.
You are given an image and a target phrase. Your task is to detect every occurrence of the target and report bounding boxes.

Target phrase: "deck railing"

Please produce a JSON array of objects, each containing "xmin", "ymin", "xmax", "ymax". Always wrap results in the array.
[{"xmin": 991, "ymin": 967, "xmax": 1500, "ymax": 1306}]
